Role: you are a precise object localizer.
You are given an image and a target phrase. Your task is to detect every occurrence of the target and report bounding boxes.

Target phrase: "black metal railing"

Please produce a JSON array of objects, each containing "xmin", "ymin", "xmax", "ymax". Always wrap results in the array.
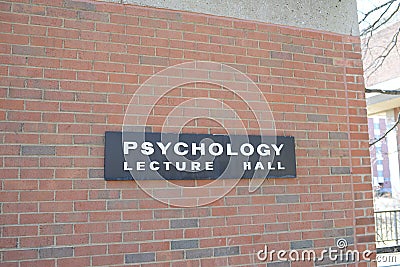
[{"xmin": 375, "ymin": 210, "xmax": 400, "ymax": 251}]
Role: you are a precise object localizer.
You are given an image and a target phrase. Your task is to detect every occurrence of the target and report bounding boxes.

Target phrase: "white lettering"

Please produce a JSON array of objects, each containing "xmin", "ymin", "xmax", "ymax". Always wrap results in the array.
[
  {"xmin": 136, "ymin": 161, "xmax": 145, "ymax": 171},
  {"xmin": 157, "ymin": 142, "xmax": 171, "ymax": 155},
  {"xmin": 257, "ymin": 144, "xmax": 270, "ymax": 156},
  {"xmin": 209, "ymin": 143, "xmax": 223, "ymax": 156},
  {"xmin": 149, "ymin": 161, "xmax": 159, "ymax": 171},
  {"xmin": 141, "ymin": 142, "xmax": 154, "ymax": 155},
  {"xmin": 191, "ymin": 143, "xmax": 205, "ymax": 156},
  {"xmin": 243, "ymin": 162, "xmax": 251, "ymax": 170},
  {"xmin": 163, "ymin": 161, "xmax": 172, "ymax": 170},
  {"xmin": 240, "ymin": 143, "xmax": 254, "ymax": 156},
  {"xmin": 277, "ymin": 250, "xmax": 287, "ymax": 261},
  {"xmin": 271, "ymin": 144, "xmax": 284, "ymax": 156},
  {"xmin": 123, "ymin": 161, "xmax": 132, "ymax": 171},
  {"xmin": 277, "ymin": 161, "xmax": 285, "ymax": 170},
  {"xmin": 175, "ymin": 161, "xmax": 186, "ymax": 171},
  {"xmin": 288, "ymin": 250, "xmax": 299, "ymax": 261},
  {"xmin": 191, "ymin": 161, "xmax": 200, "ymax": 171},
  {"xmin": 123, "ymin": 141, "xmax": 286, "ymax": 157},
  {"xmin": 256, "ymin": 245, "xmax": 268, "ymax": 262},
  {"xmin": 255, "ymin": 161, "xmax": 264, "ymax": 170},
  {"xmin": 123, "ymin": 142, "xmax": 137, "ymax": 155},
  {"xmin": 205, "ymin": 161, "xmax": 213, "ymax": 170},
  {"xmin": 226, "ymin": 144, "xmax": 238, "ymax": 156},
  {"xmin": 267, "ymin": 162, "xmax": 275, "ymax": 170},
  {"xmin": 174, "ymin": 142, "xmax": 188, "ymax": 156}
]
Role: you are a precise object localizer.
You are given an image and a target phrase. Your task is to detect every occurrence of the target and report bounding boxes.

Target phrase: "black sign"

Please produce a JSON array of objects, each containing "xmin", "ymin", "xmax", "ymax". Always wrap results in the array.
[{"xmin": 104, "ymin": 131, "xmax": 296, "ymax": 180}]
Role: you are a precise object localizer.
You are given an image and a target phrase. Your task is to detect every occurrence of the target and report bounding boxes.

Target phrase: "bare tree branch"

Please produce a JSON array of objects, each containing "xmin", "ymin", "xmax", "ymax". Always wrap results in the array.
[
  {"xmin": 365, "ymin": 88, "xmax": 400, "ymax": 94},
  {"xmin": 360, "ymin": 0, "xmax": 399, "ymax": 36},
  {"xmin": 369, "ymin": 113, "xmax": 400, "ymax": 146},
  {"xmin": 359, "ymin": 0, "xmax": 396, "ymax": 25},
  {"xmin": 364, "ymin": 26, "xmax": 400, "ymax": 76},
  {"xmin": 359, "ymin": 0, "xmax": 400, "ymax": 78}
]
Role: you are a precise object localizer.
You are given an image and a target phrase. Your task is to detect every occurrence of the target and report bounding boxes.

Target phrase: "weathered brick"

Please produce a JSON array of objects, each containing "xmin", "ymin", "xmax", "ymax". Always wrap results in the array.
[
  {"xmin": 185, "ymin": 248, "xmax": 213, "ymax": 259},
  {"xmin": 170, "ymin": 219, "xmax": 199, "ymax": 229},
  {"xmin": 345, "ymin": 227, "xmax": 354, "ymax": 236},
  {"xmin": 21, "ymin": 145, "xmax": 55, "ymax": 155},
  {"xmin": 290, "ymin": 240, "xmax": 314, "ymax": 249},
  {"xmin": 139, "ymin": 55, "xmax": 169, "ymax": 66},
  {"xmin": 307, "ymin": 114, "xmax": 328, "ymax": 122},
  {"xmin": 39, "ymin": 247, "xmax": 73, "ymax": 258},
  {"xmin": 314, "ymin": 255, "xmax": 337, "ymax": 266},
  {"xmin": 125, "ymin": 252, "xmax": 155, "ymax": 263},
  {"xmin": 331, "ymin": 167, "xmax": 351, "ymax": 174},
  {"xmin": 314, "ymin": 56, "xmax": 333, "ymax": 65},
  {"xmin": 214, "ymin": 246, "xmax": 240, "ymax": 257},
  {"xmin": 271, "ymin": 51, "xmax": 293, "ymax": 60},
  {"xmin": 275, "ymin": 195, "xmax": 300, "ymax": 204},
  {"xmin": 89, "ymin": 169, "xmax": 104, "ymax": 178},
  {"xmin": 12, "ymin": 45, "xmax": 45, "ymax": 56},
  {"xmin": 64, "ymin": 0, "xmax": 96, "ymax": 11},
  {"xmin": 171, "ymin": 239, "xmax": 199, "ymax": 250},
  {"xmin": 329, "ymin": 132, "xmax": 349, "ymax": 140},
  {"xmin": 267, "ymin": 261, "xmax": 291, "ymax": 267}
]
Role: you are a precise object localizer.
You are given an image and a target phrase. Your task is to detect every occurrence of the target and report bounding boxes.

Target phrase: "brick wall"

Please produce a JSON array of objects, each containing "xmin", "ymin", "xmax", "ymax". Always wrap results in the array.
[{"xmin": 0, "ymin": 0, "xmax": 375, "ymax": 266}]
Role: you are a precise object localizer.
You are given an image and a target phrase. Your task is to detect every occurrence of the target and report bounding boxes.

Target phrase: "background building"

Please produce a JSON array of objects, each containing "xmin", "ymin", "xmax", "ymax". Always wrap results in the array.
[{"xmin": 362, "ymin": 18, "xmax": 400, "ymax": 206}]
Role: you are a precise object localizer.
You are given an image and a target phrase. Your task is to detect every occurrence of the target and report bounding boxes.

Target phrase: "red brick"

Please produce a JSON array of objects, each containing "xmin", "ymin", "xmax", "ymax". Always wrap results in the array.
[
  {"xmin": 0, "ymin": 2, "xmax": 11, "ymax": 11},
  {"xmin": 31, "ymin": 15, "xmax": 62, "ymax": 26},
  {"xmin": 96, "ymin": 22, "xmax": 125, "ymax": 33},
  {"xmin": 74, "ymin": 222, "xmax": 107, "ymax": 234},
  {"xmin": 0, "ymin": 33, "xmax": 29, "ymax": 46},
  {"xmin": 89, "ymin": 211, "xmax": 121, "ymax": 221},
  {"xmin": 25, "ymin": 100, "xmax": 59, "ymax": 111},
  {"xmin": 13, "ymin": 23, "xmax": 46, "ymax": 35},
  {"xmin": 74, "ymin": 245, "xmax": 107, "ymax": 256},
  {"xmin": 77, "ymin": 71, "xmax": 107, "ymax": 81},
  {"xmin": 75, "ymin": 200, "xmax": 106, "ymax": 211},
  {"xmin": 0, "ymin": 11, "xmax": 29, "ymax": 24},
  {"xmin": 3, "ymin": 249, "xmax": 38, "ymax": 261},
  {"xmin": 55, "ymin": 212, "xmax": 88, "ymax": 223},
  {"xmin": 46, "ymin": 48, "xmax": 77, "ymax": 59},
  {"xmin": 3, "ymin": 225, "xmax": 38, "ymax": 237},
  {"xmin": 109, "ymin": 73, "xmax": 138, "ymax": 83},
  {"xmin": 3, "ymin": 180, "xmax": 38, "ymax": 190},
  {"xmin": 9, "ymin": 66, "xmax": 43, "ymax": 78},
  {"xmin": 20, "ymin": 190, "xmax": 54, "ymax": 201},
  {"xmin": 75, "ymin": 113, "xmax": 106, "ymax": 123},
  {"xmin": 64, "ymin": 39, "xmax": 95, "ymax": 50},
  {"xmin": 42, "ymin": 112, "xmax": 74, "ymax": 123},
  {"xmin": 22, "ymin": 122, "xmax": 56, "ymax": 133},
  {"xmin": 39, "ymin": 157, "xmax": 72, "ymax": 167},
  {"xmin": 60, "ymin": 102, "xmax": 90, "ymax": 113},
  {"xmin": 20, "ymin": 213, "xmax": 54, "ymax": 224},
  {"xmin": 0, "ymin": 237, "xmax": 18, "ymax": 249},
  {"xmin": 92, "ymin": 254, "xmax": 124, "ymax": 266}
]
